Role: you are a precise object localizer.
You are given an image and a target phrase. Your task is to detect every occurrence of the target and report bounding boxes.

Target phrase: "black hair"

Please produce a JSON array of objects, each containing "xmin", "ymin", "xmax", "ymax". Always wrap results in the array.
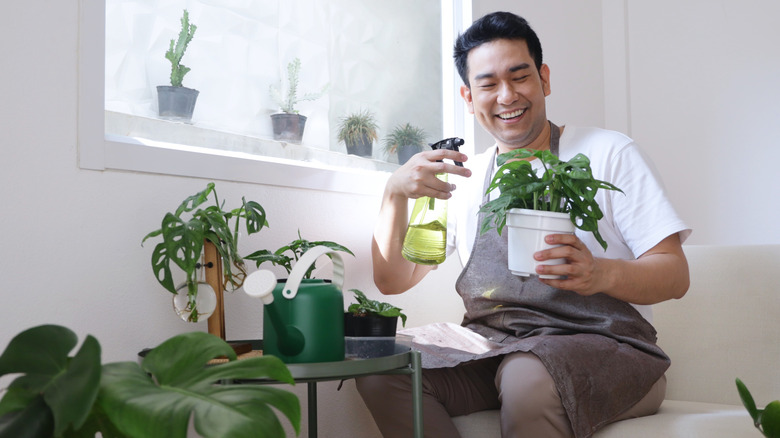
[{"xmin": 453, "ymin": 11, "xmax": 543, "ymax": 87}]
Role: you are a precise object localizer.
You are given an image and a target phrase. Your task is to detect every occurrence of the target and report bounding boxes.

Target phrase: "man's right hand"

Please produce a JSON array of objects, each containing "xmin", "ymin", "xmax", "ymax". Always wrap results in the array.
[
  {"xmin": 371, "ymin": 148, "xmax": 471, "ymax": 295},
  {"xmin": 386, "ymin": 149, "xmax": 472, "ymax": 201}
]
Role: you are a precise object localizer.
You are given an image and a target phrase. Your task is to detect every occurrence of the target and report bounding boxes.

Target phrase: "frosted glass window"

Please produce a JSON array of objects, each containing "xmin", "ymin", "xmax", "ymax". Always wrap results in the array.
[{"xmin": 105, "ymin": 0, "xmax": 443, "ymax": 167}]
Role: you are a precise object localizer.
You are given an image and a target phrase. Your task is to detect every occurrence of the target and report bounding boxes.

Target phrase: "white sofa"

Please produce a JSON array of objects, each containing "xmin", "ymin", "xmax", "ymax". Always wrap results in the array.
[{"xmin": 451, "ymin": 244, "xmax": 780, "ymax": 437}]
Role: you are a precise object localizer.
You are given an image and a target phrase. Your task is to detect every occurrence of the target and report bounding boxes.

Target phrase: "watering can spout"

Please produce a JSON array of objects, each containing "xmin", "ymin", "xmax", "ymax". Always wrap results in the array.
[{"xmin": 244, "ymin": 270, "xmax": 305, "ymax": 356}]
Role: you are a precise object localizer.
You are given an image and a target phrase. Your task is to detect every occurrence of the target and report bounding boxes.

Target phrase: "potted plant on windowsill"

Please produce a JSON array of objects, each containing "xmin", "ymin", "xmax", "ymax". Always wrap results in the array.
[
  {"xmin": 479, "ymin": 148, "xmax": 623, "ymax": 278},
  {"xmin": 337, "ymin": 109, "xmax": 379, "ymax": 157},
  {"xmin": 383, "ymin": 123, "xmax": 427, "ymax": 165},
  {"xmin": 157, "ymin": 9, "xmax": 199, "ymax": 122},
  {"xmin": 269, "ymin": 57, "xmax": 329, "ymax": 144},
  {"xmin": 142, "ymin": 183, "xmax": 268, "ymax": 323},
  {"xmin": 0, "ymin": 324, "xmax": 300, "ymax": 437}
]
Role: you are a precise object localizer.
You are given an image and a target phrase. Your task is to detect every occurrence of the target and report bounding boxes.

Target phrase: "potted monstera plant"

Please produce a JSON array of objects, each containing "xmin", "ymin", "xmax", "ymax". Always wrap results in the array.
[
  {"xmin": 157, "ymin": 9, "xmax": 199, "ymax": 122},
  {"xmin": 0, "ymin": 324, "xmax": 300, "ymax": 438},
  {"xmin": 142, "ymin": 183, "xmax": 268, "ymax": 323},
  {"xmin": 269, "ymin": 57, "xmax": 329, "ymax": 144},
  {"xmin": 337, "ymin": 109, "xmax": 379, "ymax": 157},
  {"xmin": 383, "ymin": 123, "xmax": 427, "ymax": 165},
  {"xmin": 480, "ymin": 149, "xmax": 623, "ymax": 278}
]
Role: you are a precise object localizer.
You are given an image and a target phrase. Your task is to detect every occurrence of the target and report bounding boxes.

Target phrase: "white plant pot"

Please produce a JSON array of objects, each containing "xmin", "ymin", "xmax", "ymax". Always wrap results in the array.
[{"xmin": 506, "ymin": 208, "xmax": 576, "ymax": 279}]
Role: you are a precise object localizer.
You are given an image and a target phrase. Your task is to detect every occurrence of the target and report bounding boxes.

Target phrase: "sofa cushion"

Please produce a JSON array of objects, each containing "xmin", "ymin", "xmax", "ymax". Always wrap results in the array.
[{"xmin": 452, "ymin": 400, "xmax": 752, "ymax": 437}]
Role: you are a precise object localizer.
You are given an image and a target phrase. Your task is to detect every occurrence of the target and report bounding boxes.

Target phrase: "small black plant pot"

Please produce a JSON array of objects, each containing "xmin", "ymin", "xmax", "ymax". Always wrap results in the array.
[
  {"xmin": 344, "ymin": 313, "xmax": 398, "ymax": 358},
  {"xmin": 344, "ymin": 313, "xmax": 398, "ymax": 337},
  {"xmin": 345, "ymin": 135, "xmax": 373, "ymax": 157},
  {"xmin": 271, "ymin": 113, "xmax": 307, "ymax": 144},
  {"xmin": 157, "ymin": 85, "xmax": 199, "ymax": 122},
  {"xmin": 397, "ymin": 145, "xmax": 421, "ymax": 165}
]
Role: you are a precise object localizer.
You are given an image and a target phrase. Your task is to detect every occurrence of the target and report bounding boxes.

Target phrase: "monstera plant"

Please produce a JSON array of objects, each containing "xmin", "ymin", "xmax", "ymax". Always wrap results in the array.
[
  {"xmin": 142, "ymin": 183, "xmax": 268, "ymax": 323},
  {"xmin": 244, "ymin": 230, "xmax": 353, "ymax": 280},
  {"xmin": 0, "ymin": 324, "xmax": 300, "ymax": 438}
]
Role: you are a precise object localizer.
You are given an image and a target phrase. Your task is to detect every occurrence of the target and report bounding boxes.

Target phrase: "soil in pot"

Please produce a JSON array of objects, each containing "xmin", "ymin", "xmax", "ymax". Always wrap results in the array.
[
  {"xmin": 271, "ymin": 113, "xmax": 307, "ymax": 144},
  {"xmin": 157, "ymin": 85, "xmax": 199, "ymax": 122}
]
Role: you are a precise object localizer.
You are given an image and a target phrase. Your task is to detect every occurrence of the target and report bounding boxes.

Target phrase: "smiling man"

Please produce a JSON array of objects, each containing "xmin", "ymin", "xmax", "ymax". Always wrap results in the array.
[{"xmin": 359, "ymin": 11, "xmax": 691, "ymax": 438}]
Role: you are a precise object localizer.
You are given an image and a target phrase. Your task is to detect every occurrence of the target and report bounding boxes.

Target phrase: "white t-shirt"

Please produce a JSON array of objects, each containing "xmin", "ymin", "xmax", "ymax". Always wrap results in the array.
[{"xmin": 446, "ymin": 126, "xmax": 692, "ymax": 322}]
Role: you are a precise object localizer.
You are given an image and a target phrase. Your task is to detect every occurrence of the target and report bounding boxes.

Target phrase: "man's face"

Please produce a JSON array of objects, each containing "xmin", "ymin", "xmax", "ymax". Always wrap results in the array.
[{"xmin": 460, "ymin": 39, "xmax": 551, "ymax": 153}]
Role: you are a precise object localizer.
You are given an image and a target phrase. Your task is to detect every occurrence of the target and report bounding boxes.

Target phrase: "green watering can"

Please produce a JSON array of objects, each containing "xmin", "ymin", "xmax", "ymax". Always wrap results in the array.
[{"xmin": 244, "ymin": 246, "xmax": 345, "ymax": 363}]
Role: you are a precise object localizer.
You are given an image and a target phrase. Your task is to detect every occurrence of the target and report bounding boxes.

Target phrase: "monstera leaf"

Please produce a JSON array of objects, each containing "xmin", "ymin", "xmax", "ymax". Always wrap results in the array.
[
  {"xmin": 0, "ymin": 324, "xmax": 101, "ymax": 438},
  {"xmin": 0, "ymin": 326, "xmax": 300, "ymax": 438},
  {"xmin": 98, "ymin": 331, "xmax": 300, "ymax": 438}
]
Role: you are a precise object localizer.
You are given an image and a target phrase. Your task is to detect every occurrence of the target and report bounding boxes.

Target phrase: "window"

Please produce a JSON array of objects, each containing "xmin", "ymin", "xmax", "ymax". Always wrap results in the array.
[{"xmin": 79, "ymin": 0, "xmax": 471, "ymax": 194}]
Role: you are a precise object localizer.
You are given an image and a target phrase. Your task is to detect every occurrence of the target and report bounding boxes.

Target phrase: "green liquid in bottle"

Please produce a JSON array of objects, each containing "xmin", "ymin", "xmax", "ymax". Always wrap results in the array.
[{"xmin": 402, "ymin": 220, "xmax": 447, "ymax": 265}]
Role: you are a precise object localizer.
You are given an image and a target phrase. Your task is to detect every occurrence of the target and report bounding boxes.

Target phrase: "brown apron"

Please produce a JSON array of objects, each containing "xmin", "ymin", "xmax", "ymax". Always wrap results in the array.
[{"xmin": 411, "ymin": 122, "xmax": 670, "ymax": 438}]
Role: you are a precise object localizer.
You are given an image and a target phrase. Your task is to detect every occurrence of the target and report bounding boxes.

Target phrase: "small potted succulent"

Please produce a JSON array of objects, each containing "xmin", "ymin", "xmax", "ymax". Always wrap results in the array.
[
  {"xmin": 269, "ymin": 57, "xmax": 329, "ymax": 144},
  {"xmin": 479, "ymin": 149, "xmax": 623, "ymax": 278},
  {"xmin": 157, "ymin": 9, "xmax": 199, "ymax": 122},
  {"xmin": 383, "ymin": 123, "xmax": 428, "ymax": 165},
  {"xmin": 736, "ymin": 378, "xmax": 780, "ymax": 437},
  {"xmin": 0, "ymin": 324, "xmax": 300, "ymax": 437},
  {"xmin": 337, "ymin": 109, "xmax": 379, "ymax": 157},
  {"xmin": 142, "ymin": 183, "xmax": 268, "ymax": 322}
]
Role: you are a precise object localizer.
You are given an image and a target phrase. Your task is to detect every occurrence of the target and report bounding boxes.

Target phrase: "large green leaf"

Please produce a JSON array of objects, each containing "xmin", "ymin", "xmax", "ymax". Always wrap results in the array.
[
  {"xmin": 98, "ymin": 331, "xmax": 300, "ymax": 438},
  {"xmin": 0, "ymin": 325, "xmax": 102, "ymax": 437}
]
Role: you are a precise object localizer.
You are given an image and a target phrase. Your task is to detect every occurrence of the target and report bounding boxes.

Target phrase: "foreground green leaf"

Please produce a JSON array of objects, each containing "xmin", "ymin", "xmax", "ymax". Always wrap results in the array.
[
  {"xmin": 99, "ymin": 331, "xmax": 300, "ymax": 438},
  {"xmin": 0, "ymin": 325, "xmax": 101, "ymax": 437}
]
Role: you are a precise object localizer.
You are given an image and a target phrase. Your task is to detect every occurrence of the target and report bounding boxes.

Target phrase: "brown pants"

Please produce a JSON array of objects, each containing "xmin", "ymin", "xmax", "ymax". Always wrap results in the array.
[{"xmin": 356, "ymin": 351, "xmax": 666, "ymax": 438}]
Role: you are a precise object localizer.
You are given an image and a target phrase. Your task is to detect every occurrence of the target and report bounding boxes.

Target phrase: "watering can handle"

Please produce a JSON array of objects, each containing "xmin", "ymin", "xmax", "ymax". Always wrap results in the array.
[{"xmin": 283, "ymin": 246, "xmax": 345, "ymax": 299}]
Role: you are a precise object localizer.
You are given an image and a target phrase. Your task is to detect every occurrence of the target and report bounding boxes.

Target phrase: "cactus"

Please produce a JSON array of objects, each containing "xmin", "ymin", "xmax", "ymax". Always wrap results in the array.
[
  {"xmin": 165, "ymin": 9, "xmax": 197, "ymax": 87},
  {"xmin": 270, "ymin": 58, "xmax": 328, "ymax": 114}
]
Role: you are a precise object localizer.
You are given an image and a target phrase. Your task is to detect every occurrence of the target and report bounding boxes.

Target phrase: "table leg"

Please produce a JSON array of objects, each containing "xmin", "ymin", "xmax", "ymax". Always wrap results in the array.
[
  {"xmin": 411, "ymin": 350, "xmax": 423, "ymax": 438},
  {"xmin": 308, "ymin": 382, "xmax": 318, "ymax": 438}
]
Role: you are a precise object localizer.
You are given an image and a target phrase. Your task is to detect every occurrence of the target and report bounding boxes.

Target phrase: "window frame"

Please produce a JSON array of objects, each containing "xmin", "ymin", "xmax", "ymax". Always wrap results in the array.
[{"xmin": 78, "ymin": 0, "xmax": 470, "ymax": 195}]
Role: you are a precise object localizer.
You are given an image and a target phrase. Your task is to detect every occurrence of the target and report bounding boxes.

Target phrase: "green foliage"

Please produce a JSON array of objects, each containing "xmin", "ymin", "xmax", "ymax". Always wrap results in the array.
[
  {"xmin": 269, "ymin": 58, "xmax": 329, "ymax": 114},
  {"xmin": 0, "ymin": 325, "xmax": 300, "ymax": 438},
  {"xmin": 165, "ymin": 9, "xmax": 197, "ymax": 87},
  {"xmin": 479, "ymin": 148, "xmax": 623, "ymax": 250},
  {"xmin": 383, "ymin": 123, "xmax": 427, "ymax": 155},
  {"xmin": 347, "ymin": 289, "xmax": 407, "ymax": 327},
  {"xmin": 0, "ymin": 325, "xmax": 100, "ymax": 437},
  {"xmin": 142, "ymin": 183, "xmax": 268, "ymax": 322},
  {"xmin": 244, "ymin": 231, "xmax": 353, "ymax": 280},
  {"xmin": 337, "ymin": 110, "xmax": 379, "ymax": 146},
  {"xmin": 737, "ymin": 378, "xmax": 780, "ymax": 438}
]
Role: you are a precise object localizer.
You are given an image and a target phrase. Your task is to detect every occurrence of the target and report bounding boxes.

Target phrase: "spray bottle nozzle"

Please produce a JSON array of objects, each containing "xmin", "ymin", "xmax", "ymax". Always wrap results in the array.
[{"xmin": 430, "ymin": 137, "xmax": 465, "ymax": 167}]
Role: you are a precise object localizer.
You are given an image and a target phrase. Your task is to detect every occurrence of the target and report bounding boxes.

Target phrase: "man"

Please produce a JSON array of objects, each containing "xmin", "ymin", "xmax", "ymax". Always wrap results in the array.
[{"xmin": 358, "ymin": 11, "xmax": 691, "ymax": 438}]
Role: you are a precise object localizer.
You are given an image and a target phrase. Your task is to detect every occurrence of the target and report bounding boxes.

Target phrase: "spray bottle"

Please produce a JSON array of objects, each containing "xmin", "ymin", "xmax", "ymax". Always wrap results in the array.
[{"xmin": 401, "ymin": 137, "xmax": 464, "ymax": 265}]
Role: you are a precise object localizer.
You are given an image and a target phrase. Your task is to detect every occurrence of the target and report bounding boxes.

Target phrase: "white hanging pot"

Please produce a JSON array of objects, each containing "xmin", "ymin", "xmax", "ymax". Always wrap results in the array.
[{"xmin": 506, "ymin": 208, "xmax": 575, "ymax": 279}]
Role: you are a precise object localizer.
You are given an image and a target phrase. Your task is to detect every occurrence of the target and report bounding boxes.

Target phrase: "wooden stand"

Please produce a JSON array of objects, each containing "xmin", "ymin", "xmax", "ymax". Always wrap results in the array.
[{"xmin": 204, "ymin": 241, "xmax": 226, "ymax": 340}]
